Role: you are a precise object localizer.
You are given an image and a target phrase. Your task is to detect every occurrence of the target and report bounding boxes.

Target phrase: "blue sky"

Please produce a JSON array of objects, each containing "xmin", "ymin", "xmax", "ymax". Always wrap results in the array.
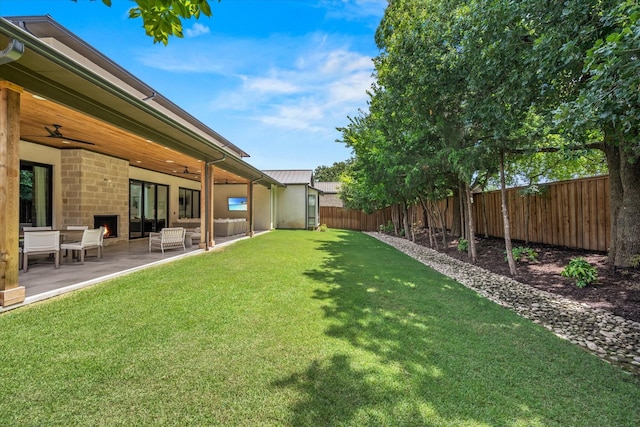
[{"xmin": 0, "ymin": 0, "xmax": 386, "ymax": 171}]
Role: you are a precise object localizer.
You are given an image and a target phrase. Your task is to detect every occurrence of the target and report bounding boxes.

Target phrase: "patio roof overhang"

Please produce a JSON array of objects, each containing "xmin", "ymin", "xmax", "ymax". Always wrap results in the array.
[{"xmin": 0, "ymin": 15, "xmax": 282, "ymax": 188}]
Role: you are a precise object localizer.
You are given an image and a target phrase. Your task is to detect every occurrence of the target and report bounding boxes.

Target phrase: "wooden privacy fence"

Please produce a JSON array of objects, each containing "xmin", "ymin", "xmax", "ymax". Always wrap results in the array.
[
  {"xmin": 319, "ymin": 175, "xmax": 610, "ymax": 252},
  {"xmin": 470, "ymin": 175, "xmax": 610, "ymax": 252},
  {"xmin": 319, "ymin": 206, "xmax": 394, "ymax": 232}
]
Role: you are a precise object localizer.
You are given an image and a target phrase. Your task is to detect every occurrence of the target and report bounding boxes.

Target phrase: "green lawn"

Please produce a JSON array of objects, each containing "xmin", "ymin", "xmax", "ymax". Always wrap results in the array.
[{"xmin": 1, "ymin": 229, "xmax": 638, "ymax": 426}]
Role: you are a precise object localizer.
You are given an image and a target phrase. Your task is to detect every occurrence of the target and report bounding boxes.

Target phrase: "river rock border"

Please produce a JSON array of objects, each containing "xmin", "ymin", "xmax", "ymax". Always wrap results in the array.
[{"xmin": 366, "ymin": 232, "xmax": 640, "ymax": 377}]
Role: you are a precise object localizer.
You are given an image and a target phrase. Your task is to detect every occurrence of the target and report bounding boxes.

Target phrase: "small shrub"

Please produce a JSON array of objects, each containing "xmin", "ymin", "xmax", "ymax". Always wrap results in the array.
[
  {"xmin": 629, "ymin": 254, "xmax": 640, "ymax": 269},
  {"xmin": 318, "ymin": 224, "xmax": 328, "ymax": 232},
  {"xmin": 505, "ymin": 246, "xmax": 539, "ymax": 263},
  {"xmin": 379, "ymin": 221, "xmax": 394, "ymax": 233},
  {"xmin": 457, "ymin": 239, "xmax": 468, "ymax": 252},
  {"xmin": 561, "ymin": 257, "xmax": 598, "ymax": 288}
]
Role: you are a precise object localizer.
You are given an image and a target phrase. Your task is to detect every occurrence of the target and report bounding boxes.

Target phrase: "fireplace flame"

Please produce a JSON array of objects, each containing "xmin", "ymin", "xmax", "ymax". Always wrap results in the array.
[{"xmin": 94, "ymin": 215, "xmax": 117, "ymax": 238}]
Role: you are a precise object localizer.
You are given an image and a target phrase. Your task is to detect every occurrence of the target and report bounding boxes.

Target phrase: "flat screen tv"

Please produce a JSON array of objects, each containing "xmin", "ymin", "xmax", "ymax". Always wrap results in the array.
[{"xmin": 228, "ymin": 197, "xmax": 247, "ymax": 211}]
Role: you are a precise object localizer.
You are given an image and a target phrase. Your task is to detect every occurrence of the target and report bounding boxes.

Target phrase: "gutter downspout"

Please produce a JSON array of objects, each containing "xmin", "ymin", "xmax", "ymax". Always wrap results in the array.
[
  {"xmin": 204, "ymin": 155, "xmax": 226, "ymax": 250},
  {"xmin": 0, "ymin": 37, "xmax": 24, "ymax": 65}
]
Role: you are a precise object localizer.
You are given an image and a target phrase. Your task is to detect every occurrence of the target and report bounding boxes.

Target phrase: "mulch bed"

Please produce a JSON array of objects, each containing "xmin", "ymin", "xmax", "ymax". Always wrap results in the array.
[{"xmin": 407, "ymin": 229, "xmax": 640, "ymax": 323}]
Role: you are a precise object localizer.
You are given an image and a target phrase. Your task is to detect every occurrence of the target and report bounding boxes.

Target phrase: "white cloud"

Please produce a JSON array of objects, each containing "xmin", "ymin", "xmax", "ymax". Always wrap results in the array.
[
  {"xmin": 319, "ymin": 49, "xmax": 373, "ymax": 75},
  {"xmin": 203, "ymin": 38, "xmax": 375, "ymax": 134},
  {"xmin": 185, "ymin": 23, "xmax": 210, "ymax": 38},
  {"xmin": 135, "ymin": 36, "xmax": 278, "ymax": 73},
  {"xmin": 326, "ymin": 70, "xmax": 373, "ymax": 105},
  {"xmin": 260, "ymin": 103, "xmax": 326, "ymax": 132},
  {"xmin": 243, "ymin": 76, "xmax": 300, "ymax": 94},
  {"xmin": 135, "ymin": 26, "xmax": 377, "ymax": 156}
]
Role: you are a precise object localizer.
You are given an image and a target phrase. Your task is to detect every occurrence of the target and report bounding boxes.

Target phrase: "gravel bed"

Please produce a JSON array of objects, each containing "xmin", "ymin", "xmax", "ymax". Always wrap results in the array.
[{"xmin": 366, "ymin": 232, "xmax": 640, "ymax": 377}]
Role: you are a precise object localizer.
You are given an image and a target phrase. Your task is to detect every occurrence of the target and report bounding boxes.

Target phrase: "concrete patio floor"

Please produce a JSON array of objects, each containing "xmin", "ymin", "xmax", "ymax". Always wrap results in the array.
[{"xmin": 2, "ymin": 232, "xmax": 265, "ymax": 313}]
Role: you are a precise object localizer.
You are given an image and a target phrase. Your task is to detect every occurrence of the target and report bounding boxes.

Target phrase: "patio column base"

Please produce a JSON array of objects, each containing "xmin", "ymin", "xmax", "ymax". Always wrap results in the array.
[
  {"xmin": 0, "ymin": 286, "xmax": 25, "ymax": 307},
  {"xmin": 246, "ymin": 231, "xmax": 254, "ymax": 237}
]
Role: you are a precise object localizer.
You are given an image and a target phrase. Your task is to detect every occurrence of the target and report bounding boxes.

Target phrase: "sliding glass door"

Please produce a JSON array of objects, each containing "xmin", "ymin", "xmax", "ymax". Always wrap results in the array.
[
  {"xmin": 129, "ymin": 180, "xmax": 168, "ymax": 239},
  {"xmin": 19, "ymin": 162, "xmax": 52, "ymax": 228}
]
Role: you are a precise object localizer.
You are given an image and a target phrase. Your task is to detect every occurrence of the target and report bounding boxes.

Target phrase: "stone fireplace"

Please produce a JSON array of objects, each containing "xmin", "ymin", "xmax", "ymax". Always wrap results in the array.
[{"xmin": 61, "ymin": 149, "xmax": 129, "ymax": 245}]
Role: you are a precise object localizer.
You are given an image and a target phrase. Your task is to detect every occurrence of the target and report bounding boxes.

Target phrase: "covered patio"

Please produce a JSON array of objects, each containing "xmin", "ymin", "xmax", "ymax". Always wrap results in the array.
[{"xmin": 1, "ymin": 232, "xmax": 262, "ymax": 313}]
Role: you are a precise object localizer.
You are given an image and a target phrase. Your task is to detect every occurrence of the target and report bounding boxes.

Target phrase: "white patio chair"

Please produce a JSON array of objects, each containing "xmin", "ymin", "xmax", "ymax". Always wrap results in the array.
[
  {"xmin": 60, "ymin": 227, "xmax": 104, "ymax": 264},
  {"xmin": 149, "ymin": 227, "xmax": 186, "ymax": 253},
  {"xmin": 22, "ymin": 230, "xmax": 60, "ymax": 272},
  {"xmin": 63, "ymin": 225, "xmax": 89, "ymax": 255}
]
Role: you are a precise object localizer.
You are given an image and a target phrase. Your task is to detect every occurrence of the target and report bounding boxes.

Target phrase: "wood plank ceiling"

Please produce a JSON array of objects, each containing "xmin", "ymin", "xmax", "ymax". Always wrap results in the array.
[{"xmin": 20, "ymin": 90, "xmax": 248, "ymax": 184}]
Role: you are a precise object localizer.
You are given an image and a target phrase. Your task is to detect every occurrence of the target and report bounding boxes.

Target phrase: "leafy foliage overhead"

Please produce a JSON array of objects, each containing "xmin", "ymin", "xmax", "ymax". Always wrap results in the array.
[{"xmin": 92, "ymin": 0, "xmax": 216, "ymax": 45}]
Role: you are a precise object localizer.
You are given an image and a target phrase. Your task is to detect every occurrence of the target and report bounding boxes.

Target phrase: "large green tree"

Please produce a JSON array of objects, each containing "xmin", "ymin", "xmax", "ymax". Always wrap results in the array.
[
  {"xmin": 313, "ymin": 160, "xmax": 353, "ymax": 182},
  {"xmin": 545, "ymin": 0, "xmax": 640, "ymax": 267},
  {"xmin": 491, "ymin": 0, "xmax": 639, "ymax": 268},
  {"xmin": 343, "ymin": 0, "xmax": 637, "ymax": 268}
]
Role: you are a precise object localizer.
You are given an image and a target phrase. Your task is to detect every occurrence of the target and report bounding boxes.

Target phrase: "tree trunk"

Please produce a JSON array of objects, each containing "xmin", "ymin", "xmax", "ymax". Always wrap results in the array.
[
  {"xmin": 410, "ymin": 203, "xmax": 416, "ymax": 242},
  {"xmin": 481, "ymin": 193, "xmax": 489, "ymax": 238},
  {"xmin": 524, "ymin": 194, "xmax": 531, "ymax": 245},
  {"xmin": 418, "ymin": 195, "xmax": 436, "ymax": 249},
  {"xmin": 391, "ymin": 204, "xmax": 399, "ymax": 235},
  {"xmin": 605, "ymin": 137, "xmax": 640, "ymax": 268},
  {"xmin": 428, "ymin": 206, "xmax": 437, "ymax": 249},
  {"xmin": 435, "ymin": 201, "xmax": 447, "ymax": 247},
  {"xmin": 450, "ymin": 190, "xmax": 461, "ymax": 237},
  {"xmin": 458, "ymin": 183, "xmax": 467, "ymax": 240},
  {"xmin": 501, "ymin": 152, "xmax": 517, "ymax": 276},
  {"xmin": 402, "ymin": 200, "xmax": 410, "ymax": 240},
  {"xmin": 425, "ymin": 199, "xmax": 438, "ymax": 249},
  {"xmin": 465, "ymin": 183, "xmax": 477, "ymax": 263}
]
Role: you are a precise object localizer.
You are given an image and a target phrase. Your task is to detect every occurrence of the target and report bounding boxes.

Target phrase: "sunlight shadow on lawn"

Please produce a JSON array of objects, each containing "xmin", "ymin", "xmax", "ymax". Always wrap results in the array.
[
  {"xmin": 273, "ymin": 232, "xmax": 552, "ymax": 425},
  {"xmin": 272, "ymin": 354, "xmax": 445, "ymax": 426}
]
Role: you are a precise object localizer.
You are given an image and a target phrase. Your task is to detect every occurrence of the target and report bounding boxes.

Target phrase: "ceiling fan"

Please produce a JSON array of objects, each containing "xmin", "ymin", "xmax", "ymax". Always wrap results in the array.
[
  {"xmin": 181, "ymin": 166, "xmax": 200, "ymax": 176},
  {"xmin": 44, "ymin": 124, "xmax": 95, "ymax": 145}
]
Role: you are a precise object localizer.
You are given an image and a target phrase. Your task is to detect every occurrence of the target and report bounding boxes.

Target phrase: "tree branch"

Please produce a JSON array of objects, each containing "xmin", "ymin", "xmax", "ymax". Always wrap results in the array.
[{"xmin": 507, "ymin": 142, "xmax": 603, "ymax": 155}]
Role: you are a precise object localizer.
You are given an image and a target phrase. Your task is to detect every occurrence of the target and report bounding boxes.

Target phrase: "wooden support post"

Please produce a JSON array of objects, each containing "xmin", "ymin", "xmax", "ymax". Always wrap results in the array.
[
  {"xmin": 204, "ymin": 164, "xmax": 215, "ymax": 248},
  {"xmin": 0, "ymin": 81, "xmax": 25, "ymax": 307},
  {"xmin": 200, "ymin": 168, "xmax": 207, "ymax": 249},
  {"xmin": 246, "ymin": 180, "xmax": 254, "ymax": 237}
]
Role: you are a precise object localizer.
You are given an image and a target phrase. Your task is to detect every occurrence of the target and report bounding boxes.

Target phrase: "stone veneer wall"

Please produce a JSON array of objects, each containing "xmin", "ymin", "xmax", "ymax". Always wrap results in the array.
[{"xmin": 60, "ymin": 150, "xmax": 129, "ymax": 245}]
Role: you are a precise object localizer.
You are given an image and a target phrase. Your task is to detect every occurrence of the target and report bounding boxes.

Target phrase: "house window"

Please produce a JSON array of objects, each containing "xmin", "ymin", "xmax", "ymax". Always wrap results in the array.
[
  {"xmin": 20, "ymin": 162, "xmax": 52, "ymax": 228},
  {"xmin": 179, "ymin": 188, "xmax": 200, "ymax": 219}
]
